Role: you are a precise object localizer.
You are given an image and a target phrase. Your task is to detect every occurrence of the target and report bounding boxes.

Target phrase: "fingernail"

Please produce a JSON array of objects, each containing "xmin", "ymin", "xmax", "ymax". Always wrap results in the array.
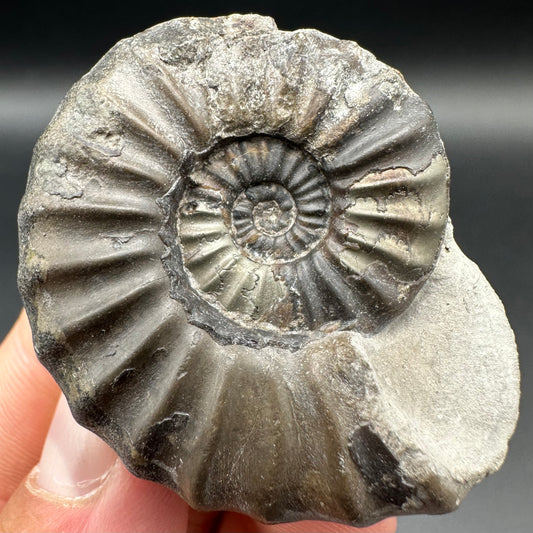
[{"xmin": 37, "ymin": 394, "xmax": 117, "ymax": 497}]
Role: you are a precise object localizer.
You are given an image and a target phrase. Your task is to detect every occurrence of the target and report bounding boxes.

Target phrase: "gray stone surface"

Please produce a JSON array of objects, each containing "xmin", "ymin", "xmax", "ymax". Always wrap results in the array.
[{"xmin": 17, "ymin": 14, "xmax": 519, "ymax": 526}]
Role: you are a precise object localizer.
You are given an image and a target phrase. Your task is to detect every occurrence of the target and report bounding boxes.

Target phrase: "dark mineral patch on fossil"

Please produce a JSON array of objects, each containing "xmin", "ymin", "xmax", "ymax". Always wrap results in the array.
[{"xmin": 349, "ymin": 425, "xmax": 417, "ymax": 507}]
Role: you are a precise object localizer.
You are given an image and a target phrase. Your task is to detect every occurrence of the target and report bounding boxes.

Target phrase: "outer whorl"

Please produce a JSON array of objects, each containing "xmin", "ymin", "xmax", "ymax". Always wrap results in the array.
[{"xmin": 18, "ymin": 14, "xmax": 518, "ymax": 528}]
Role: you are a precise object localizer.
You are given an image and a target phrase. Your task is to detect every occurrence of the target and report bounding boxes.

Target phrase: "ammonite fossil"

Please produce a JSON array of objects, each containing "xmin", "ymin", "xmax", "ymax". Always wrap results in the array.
[{"xmin": 18, "ymin": 14, "xmax": 519, "ymax": 526}]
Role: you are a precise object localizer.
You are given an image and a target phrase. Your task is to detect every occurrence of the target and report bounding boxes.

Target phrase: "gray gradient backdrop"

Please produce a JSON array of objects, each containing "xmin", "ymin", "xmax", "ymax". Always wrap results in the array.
[{"xmin": 1, "ymin": 2, "xmax": 532, "ymax": 531}]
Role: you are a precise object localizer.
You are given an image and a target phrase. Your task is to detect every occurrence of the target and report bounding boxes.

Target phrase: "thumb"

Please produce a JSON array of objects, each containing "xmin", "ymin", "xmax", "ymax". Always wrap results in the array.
[{"xmin": 0, "ymin": 395, "xmax": 190, "ymax": 533}]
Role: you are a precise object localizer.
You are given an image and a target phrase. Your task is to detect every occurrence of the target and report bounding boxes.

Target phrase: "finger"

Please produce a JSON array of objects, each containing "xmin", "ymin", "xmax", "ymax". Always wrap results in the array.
[
  {"xmin": 0, "ymin": 394, "xmax": 190, "ymax": 533},
  {"xmin": 218, "ymin": 513, "xmax": 397, "ymax": 533},
  {"xmin": 0, "ymin": 311, "xmax": 60, "ymax": 508},
  {"xmin": 187, "ymin": 509, "xmax": 222, "ymax": 533}
]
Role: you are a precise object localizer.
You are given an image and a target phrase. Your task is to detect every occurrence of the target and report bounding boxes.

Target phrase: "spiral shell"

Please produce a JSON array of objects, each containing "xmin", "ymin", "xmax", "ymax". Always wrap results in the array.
[{"xmin": 18, "ymin": 15, "xmax": 452, "ymax": 524}]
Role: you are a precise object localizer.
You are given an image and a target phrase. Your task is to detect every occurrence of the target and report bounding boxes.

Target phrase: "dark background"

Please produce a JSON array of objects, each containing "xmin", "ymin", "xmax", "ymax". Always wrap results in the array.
[{"xmin": 1, "ymin": 1, "xmax": 532, "ymax": 531}]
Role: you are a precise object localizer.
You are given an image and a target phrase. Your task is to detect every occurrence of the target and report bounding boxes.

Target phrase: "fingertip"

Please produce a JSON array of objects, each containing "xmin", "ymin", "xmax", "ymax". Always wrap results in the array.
[
  {"xmin": 0, "ymin": 468, "xmax": 98, "ymax": 533},
  {"xmin": 84, "ymin": 461, "xmax": 190, "ymax": 532},
  {"xmin": 37, "ymin": 395, "xmax": 117, "ymax": 498},
  {"xmin": 0, "ymin": 310, "xmax": 60, "ymax": 506},
  {"xmin": 0, "ymin": 451, "xmax": 190, "ymax": 533},
  {"xmin": 13, "ymin": 309, "xmax": 35, "ymax": 358},
  {"xmin": 269, "ymin": 517, "xmax": 397, "ymax": 533},
  {"xmin": 218, "ymin": 513, "xmax": 397, "ymax": 533}
]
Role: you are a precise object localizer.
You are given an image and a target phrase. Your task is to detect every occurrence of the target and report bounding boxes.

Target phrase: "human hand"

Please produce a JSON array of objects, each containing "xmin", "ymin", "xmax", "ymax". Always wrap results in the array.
[{"xmin": 0, "ymin": 312, "xmax": 397, "ymax": 533}]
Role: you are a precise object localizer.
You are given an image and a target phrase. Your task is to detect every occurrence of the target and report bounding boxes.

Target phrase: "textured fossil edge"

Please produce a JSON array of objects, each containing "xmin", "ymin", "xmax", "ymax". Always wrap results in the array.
[{"xmin": 19, "ymin": 222, "xmax": 520, "ymax": 525}]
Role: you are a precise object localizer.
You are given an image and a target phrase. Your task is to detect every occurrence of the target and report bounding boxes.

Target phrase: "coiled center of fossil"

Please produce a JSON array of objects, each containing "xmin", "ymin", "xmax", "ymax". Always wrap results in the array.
[
  {"xmin": 178, "ymin": 136, "xmax": 330, "ymax": 272},
  {"xmin": 236, "ymin": 183, "xmax": 296, "ymax": 237},
  {"xmin": 251, "ymin": 190, "xmax": 295, "ymax": 236},
  {"xmin": 253, "ymin": 199, "xmax": 288, "ymax": 233},
  {"xmin": 231, "ymin": 183, "xmax": 305, "ymax": 263}
]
